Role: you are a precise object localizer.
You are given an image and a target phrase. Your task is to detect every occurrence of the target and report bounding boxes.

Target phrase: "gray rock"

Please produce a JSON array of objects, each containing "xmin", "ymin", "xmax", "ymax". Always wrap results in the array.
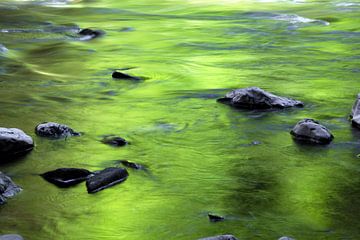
[
  {"xmin": 35, "ymin": 122, "xmax": 80, "ymax": 139},
  {"xmin": 0, "ymin": 172, "xmax": 22, "ymax": 205},
  {"xmin": 0, "ymin": 128, "xmax": 34, "ymax": 159},
  {"xmin": 86, "ymin": 167, "xmax": 129, "ymax": 193},
  {"xmin": 198, "ymin": 235, "xmax": 238, "ymax": 240},
  {"xmin": 217, "ymin": 87, "xmax": 303, "ymax": 109},
  {"xmin": 350, "ymin": 93, "xmax": 360, "ymax": 128},
  {"xmin": 41, "ymin": 168, "xmax": 92, "ymax": 188},
  {"xmin": 278, "ymin": 237, "xmax": 295, "ymax": 240},
  {"xmin": 290, "ymin": 119, "xmax": 334, "ymax": 144},
  {"xmin": 0, "ymin": 234, "xmax": 24, "ymax": 240}
]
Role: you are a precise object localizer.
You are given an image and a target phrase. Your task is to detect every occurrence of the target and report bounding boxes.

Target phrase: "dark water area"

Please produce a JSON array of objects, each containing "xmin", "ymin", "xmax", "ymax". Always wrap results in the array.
[{"xmin": 1, "ymin": 0, "xmax": 360, "ymax": 239}]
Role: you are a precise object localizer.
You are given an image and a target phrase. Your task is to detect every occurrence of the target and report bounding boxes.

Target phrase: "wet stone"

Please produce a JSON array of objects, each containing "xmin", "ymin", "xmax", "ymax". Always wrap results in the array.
[
  {"xmin": 278, "ymin": 237, "xmax": 295, "ymax": 240},
  {"xmin": 290, "ymin": 119, "xmax": 334, "ymax": 144},
  {"xmin": 208, "ymin": 213, "xmax": 225, "ymax": 222},
  {"xmin": 78, "ymin": 28, "xmax": 104, "ymax": 39},
  {"xmin": 0, "ymin": 127, "xmax": 34, "ymax": 160},
  {"xmin": 118, "ymin": 160, "xmax": 145, "ymax": 170},
  {"xmin": 198, "ymin": 235, "xmax": 239, "ymax": 240},
  {"xmin": 0, "ymin": 234, "xmax": 24, "ymax": 240},
  {"xmin": 101, "ymin": 136, "xmax": 128, "ymax": 147},
  {"xmin": 0, "ymin": 172, "xmax": 22, "ymax": 205},
  {"xmin": 217, "ymin": 87, "xmax": 303, "ymax": 109},
  {"xmin": 112, "ymin": 71, "xmax": 141, "ymax": 80},
  {"xmin": 41, "ymin": 168, "xmax": 92, "ymax": 188},
  {"xmin": 35, "ymin": 122, "xmax": 80, "ymax": 139},
  {"xmin": 350, "ymin": 93, "xmax": 360, "ymax": 128},
  {"xmin": 86, "ymin": 167, "xmax": 129, "ymax": 193}
]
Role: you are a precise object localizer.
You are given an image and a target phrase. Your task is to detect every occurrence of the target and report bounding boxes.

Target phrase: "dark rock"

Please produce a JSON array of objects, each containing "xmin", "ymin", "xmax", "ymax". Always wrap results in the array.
[
  {"xmin": 35, "ymin": 122, "xmax": 80, "ymax": 139},
  {"xmin": 0, "ymin": 172, "xmax": 22, "ymax": 205},
  {"xmin": 78, "ymin": 28, "xmax": 104, "ymax": 39},
  {"xmin": 208, "ymin": 213, "xmax": 225, "ymax": 222},
  {"xmin": 101, "ymin": 136, "xmax": 128, "ymax": 147},
  {"xmin": 278, "ymin": 237, "xmax": 295, "ymax": 240},
  {"xmin": 0, "ymin": 234, "xmax": 24, "ymax": 240},
  {"xmin": 350, "ymin": 93, "xmax": 360, "ymax": 128},
  {"xmin": 217, "ymin": 87, "xmax": 303, "ymax": 109},
  {"xmin": 290, "ymin": 119, "xmax": 334, "ymax": 144},
  {"xmin": 86, "ymin": 167, "xmax": 128, "ymax": 193},
  {"xmin": 0, "ymin": 128, "xmax": 34, "ymax": 160},
  {"xmin": 118, "ymin": 160, "xmax": 145, "ymax": 170},
  {"xmin": 198, "ymin": 235, "xmax": 239, "ymax": 240},
  {"xmin": 112, "ymin": 71, "xmax": 141, "ymax": 80},
  {"xmin": 41, "ymin": 168, "xmax": 92, "ymax": 188}
]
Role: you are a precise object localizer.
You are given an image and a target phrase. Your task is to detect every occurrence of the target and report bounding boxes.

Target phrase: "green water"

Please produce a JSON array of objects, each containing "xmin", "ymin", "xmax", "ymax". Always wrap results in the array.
[{"xmin": 1, "ymin": 0, "xmax": 360, "ymax": 239}]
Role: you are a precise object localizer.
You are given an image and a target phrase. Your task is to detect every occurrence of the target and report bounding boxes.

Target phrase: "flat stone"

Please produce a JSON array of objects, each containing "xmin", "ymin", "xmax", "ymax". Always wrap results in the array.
[
  {"xmin": 86, "ymin": 167, "xmax": 129, "ymax": 193},
  {"xmin": 217, "ymin": 87, "xmax": 303, "ymax": 109},
  {"xmin": 290, "ymin": 119, "xmax": 334, "ymax": 144},
  {"xmin": 350, "ymin": 93, "xmax": 360, "ymax": 128},
  {"xmin": 0, "ymin": 234, "xmax": 24, "ymax": 240},
  {"xmin": 0, "ymin": 128, "xmax": 34, "ymax": 160},
  {"xmin": 0, "ymin": 172, "xmax": 22, "ymax": 205},
  {"xmin": 198, "ymin": 235, "xmax": 239, "ymax": 240},
  {"xmin": 35, "ymin": 122, "xmax": 80, "ymax": 139},
  {"xmin": 41, "ymin": 168, "xmax": 92, "ymax": 188}
]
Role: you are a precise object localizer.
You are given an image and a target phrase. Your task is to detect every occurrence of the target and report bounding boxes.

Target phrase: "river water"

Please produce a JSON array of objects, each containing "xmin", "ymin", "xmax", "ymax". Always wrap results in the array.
[{"xmin": 0, "ymin": 0, "xmax": 360, "ymax": 239}]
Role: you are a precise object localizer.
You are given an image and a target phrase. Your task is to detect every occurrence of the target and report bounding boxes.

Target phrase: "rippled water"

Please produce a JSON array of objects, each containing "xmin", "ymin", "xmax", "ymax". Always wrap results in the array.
[{"xmin": 1, "ymin": 0, "xmax": 360, "ymax": 239}]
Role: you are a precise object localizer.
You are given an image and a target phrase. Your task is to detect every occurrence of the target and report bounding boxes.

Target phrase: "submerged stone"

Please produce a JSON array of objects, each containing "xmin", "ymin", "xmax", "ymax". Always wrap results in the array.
[
  {"xmin": 112, "ymin": 71, "xmax": 141, "ymax": 80},
  {"xmin": 78, "ymin": 28, "xmax": 104, "ymax": 40},
  {"xmin": 198, "ymin": 235, "xmax": 239, "ymax": 240},
  {"xmin": 0, "ymin": 127, "xmax": 34, "ymax": 160},
  {"xmin": 35, "ymin": 122, "xmax": 80, "ymax": 139},
  {"xmin": 0, "ymin": 172, "xmax": 22, "ymax": 205},
  {"xmin": 41, "ymin": 168, "xmax": 92, "ymax": 188},
  {"xmin": 0, "ymin": 234, "xmax": 24, "ymax": 240},
  {"xmin": 101, "ymin": 136, "xmax": 128, "ymax": 147},
  {"xmin": 118, "ymin": 160, "xmax": 145, "ymax": 170},
  {"xmin": 208, "ymin": 213, "xmax": 225, "ymax": 222},
  {"xmin": 217, "ymin": 87, "xmax": 303, "ymax": 109},
  {"xmin": 278, "ymin": 237, "xmax": 295, "ymax": 240},
  {"xmin": 290, "ymin": 119, "xmax": 334, "ymax": 144},
  {"xmin": 86, "ymin": 167, "xmax": 128, "ymax": 193},
  {"xmin": 350, "ymin": 93, "xmax": 360, "ymax": 128}
]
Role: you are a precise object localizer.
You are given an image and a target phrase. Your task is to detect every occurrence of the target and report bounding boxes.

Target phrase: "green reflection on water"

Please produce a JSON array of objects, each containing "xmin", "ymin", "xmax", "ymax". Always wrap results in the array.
[{"xmin": 0, "ymin": 0, "xmax": 360, "ymax": 239}]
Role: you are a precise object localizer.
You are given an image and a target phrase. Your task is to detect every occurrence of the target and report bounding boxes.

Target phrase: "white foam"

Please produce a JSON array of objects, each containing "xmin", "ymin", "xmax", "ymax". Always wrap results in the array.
[{"xmin": 272, "ymin": 14, "xmax": 330, "ymax": 25}]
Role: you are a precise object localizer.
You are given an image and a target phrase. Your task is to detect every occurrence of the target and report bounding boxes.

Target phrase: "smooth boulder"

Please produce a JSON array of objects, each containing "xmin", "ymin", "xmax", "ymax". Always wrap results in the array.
[
  {"xmin": 198, "ymin": 235, "xmax": 239, "ymax": 240},
  {"xmin": 86, "ymin": 167, "xmax": 128, "ymax": 193},
  {"xmin": 41, "ymin": 168, "xmax": 92, "ymax": 188},
  {"xmin": 217, "ymin": 87, "xmax": 303, "ymax": 109},
  {"xmin": 350, "ymin": 93, "xmax": 360, "ymax": 128},
  {"xmin": 290, "ymin": 119, "xmax": 334, "ymax": 144},
  {"xmin": 35, "ymin": 122, "xmax": 80, "ymax": 139},
  {"xmin": 0, "ymin": 172, "xmax": 22, "ymax": 205},
  {"xmin": 0, "ymin": 235, "xmax": 24, "ymax": 240},
  {"xmin": 0, "ymin": 128, "xmax": 34, "ymax": 159},
  {"xmin": 101, "ymin": 136, "xmax": 128, "ymax": 147}
]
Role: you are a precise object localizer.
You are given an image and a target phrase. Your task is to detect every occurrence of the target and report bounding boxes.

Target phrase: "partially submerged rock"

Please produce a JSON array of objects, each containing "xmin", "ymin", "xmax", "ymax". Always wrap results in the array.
[
  {"xmin": 0, "ymin": 44, "xmax": 8, "ymax": 53},
  {"xmin": 0, "ymin": 172, "xmax": 22, "ymax": 205},
  {"xmin": 86, "ymin": 167, "xmax": 128, "ymax": 193},
  {"xmin": 78, "ymin": 28, "xmax": 104, "ymax": 40},
  {"xmin": 0, "ymin": 128, "xmax": 34, "ymax": 160},
  {"xmin": 208, "ymin": 213, "xmax": 225, "ymax": 222},
  {"xmin": 101, "ymin": 136, "xmax": 128, "ymax": 147},
  {"xmin": 41, "ymin": 168, "xmax": 92, "ymax": 188},
  {"xmin": 118, "ymin": 160, "xmax": 145, "ymax": 170},
  {"xmin": 217, "ymin": 87, "xmax": 303, "ymax": 109},
  {"xmin": 290, "ymin": 119, "xmax": 334, "ymax": 144},
  {"xmin": 112, "ymin": 71, "xmax": 141, "ymax": 80},
  {"xmin": 35, "ymin": 122, "xmax": 80, "ymax": 139},
  {"xmin": 198, "ymin": 235, "xmax": 239, "ymax": 240},
  {"xmin": 278, "ymin": 237, "xmax": 295, "ymax": 240},
  {"xmin": 0, "ymin": 234, "xmax": 24, "ymax": 240},
  {"xmin": 350, "ymin": 93, "xmax": 360, "ymax": 128}
]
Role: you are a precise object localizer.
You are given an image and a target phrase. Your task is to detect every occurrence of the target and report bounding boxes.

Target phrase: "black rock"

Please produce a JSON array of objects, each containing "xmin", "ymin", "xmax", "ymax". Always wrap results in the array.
[
  {"xmin": 0, "ymin": 127, "xmax": 34, "ymax": 160},
  {"xmin": 78, "ymin": 28, "xmax": 104, "ymax": 39},
  {"xmin": 35, "ymin": 122, "xmax": 80, "ymax": 139},
  {"xmin": 290, "ymin": 119, "xmax": 334, "ymax": 144},
  {"xmin": 0, "ymin": 234, "xmax": 24, "ymax": 240},
  {"xmin": 101, "ymin": 136, "xmax": 128, "ymax": 147},
  {"xmin": 208, "ymin": 213, "xmax": 225, "ymax": 222},
  {"xmin": 350, "ymin": 93, "xmax": 360, "ymax": 128},
  {"xmin": 198, "ymin": 235, "xmax": 239, "ymax": 240},
  {"xmin": 118, "ymin": 160, "xmax": 144, "ymax": 170},
  {"xmin": 0, "ymin": 172, "xmax": 22, "ymax": 205},
  {"xmin": 41, "ymin": 168, "xmax": 92, "ymax": 188},
  {"xmin": 86, "ymin": 167, "xmax": 129, "ymax": 193},
  {"xmin": 112, "ymin": 71, "xmax": 141, "ymax": 80},
  {"xmin": 217, "ymin": 87, "xmax": 303, "ymax": 109}
]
